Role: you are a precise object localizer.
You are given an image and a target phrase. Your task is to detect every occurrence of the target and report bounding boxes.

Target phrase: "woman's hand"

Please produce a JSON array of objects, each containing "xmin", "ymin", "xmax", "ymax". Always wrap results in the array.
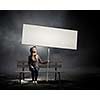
[
  {"xmin": 47, "ymin": 60, "xmax": 50, "ymax": 63},
  {"xmin": 30, "ymin": 65, "xmax": 34, "ymax": 69}
]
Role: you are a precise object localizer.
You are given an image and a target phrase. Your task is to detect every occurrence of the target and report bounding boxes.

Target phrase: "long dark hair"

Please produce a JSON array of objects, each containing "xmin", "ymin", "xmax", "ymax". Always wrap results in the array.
[{"xmin": 30, "ymin": 46, "xmax": 37, "ymax": 56}]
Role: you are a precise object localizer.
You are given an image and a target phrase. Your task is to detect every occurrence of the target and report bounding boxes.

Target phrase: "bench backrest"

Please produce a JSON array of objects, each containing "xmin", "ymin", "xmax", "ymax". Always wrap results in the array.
[{"xmin": 17, "ymin": 61, "xmax": 62, "ymax": 71}]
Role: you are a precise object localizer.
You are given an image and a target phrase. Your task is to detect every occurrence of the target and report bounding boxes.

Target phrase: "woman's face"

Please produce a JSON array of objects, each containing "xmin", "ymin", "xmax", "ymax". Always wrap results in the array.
[{"xmin": 32, "ymin": 48, "xmax": 37, "ymax": 56}]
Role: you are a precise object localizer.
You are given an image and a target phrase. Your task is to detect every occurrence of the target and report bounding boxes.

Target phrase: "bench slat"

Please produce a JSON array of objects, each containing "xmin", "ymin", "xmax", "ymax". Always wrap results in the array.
[{"xmin": 17, "ymin": 62, "xmax": 62, "ymax": 68}]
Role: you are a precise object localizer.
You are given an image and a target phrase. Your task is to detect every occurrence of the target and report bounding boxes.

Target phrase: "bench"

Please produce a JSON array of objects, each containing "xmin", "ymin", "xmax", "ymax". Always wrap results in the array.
[{"xmin": 16, "ymin": 61, "xmax": 62, "ymax": 84}]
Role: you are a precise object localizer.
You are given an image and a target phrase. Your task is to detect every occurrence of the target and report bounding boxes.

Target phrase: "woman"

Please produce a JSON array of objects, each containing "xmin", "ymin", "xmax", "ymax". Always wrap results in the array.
[{"xmin": 28, "ymin": 46, "xmax": 48, "ymax": 84}]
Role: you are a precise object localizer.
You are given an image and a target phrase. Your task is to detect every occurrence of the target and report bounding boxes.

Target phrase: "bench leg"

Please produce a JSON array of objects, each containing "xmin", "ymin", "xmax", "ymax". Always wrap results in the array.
[
  {"xmin": 22, "ymin": 73, "xmax": 25, "ymax": 80},
  {"xmin": 19, "ymin": 72, "xmax": 22, "ymax": 84},
  {"xmin": 55, "ymin": 67, "xmax": 57, "ymax": 81},
  {"xmin": 55, "ymin": 72, "xmax": 57, "ymax": 81},
  {"xmin": 58, "ymin": 72, "xmax": 61, "ymax": 88}
]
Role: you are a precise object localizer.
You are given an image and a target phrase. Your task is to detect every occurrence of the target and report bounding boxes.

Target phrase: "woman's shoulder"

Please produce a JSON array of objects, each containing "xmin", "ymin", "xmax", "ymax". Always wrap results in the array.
[
  {"xmin": 36, "ymin": 54, "xmax": 41, "ymax": 60},
  {"xmin": 36, "ymin": 54, "xmax": 39, "ymax": 58}
]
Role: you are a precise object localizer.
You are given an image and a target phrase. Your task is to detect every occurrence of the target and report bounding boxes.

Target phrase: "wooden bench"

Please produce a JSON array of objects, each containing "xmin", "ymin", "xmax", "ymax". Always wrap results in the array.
[{"xmin": 16, "ymin": 61, "xmax": 62, "ymax": 84}]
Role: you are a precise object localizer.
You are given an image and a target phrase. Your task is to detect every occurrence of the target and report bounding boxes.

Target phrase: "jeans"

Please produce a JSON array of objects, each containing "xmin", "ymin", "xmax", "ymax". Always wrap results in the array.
[{"xmin": 29, "ymin": 65, "xmax": 39, "ymax": 81}]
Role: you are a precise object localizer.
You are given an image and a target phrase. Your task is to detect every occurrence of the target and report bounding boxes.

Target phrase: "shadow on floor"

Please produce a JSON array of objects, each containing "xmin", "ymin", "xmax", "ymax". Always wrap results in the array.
[{"xmin": 1, "ymin": 74, "xmax": 100, "ymax": 90}]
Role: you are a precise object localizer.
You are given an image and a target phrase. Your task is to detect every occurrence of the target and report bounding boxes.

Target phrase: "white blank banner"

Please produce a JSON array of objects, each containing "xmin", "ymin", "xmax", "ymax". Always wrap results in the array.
[{"xmin": 22, "ymin": 24, "xmax": 78, "ymax": 50}]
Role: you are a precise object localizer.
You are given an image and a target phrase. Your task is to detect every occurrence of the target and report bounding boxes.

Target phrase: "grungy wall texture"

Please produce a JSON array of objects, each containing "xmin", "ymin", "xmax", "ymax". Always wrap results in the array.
[{"xmin": 0, "ymin": 10, "xmax": 100, "ymax": 81}]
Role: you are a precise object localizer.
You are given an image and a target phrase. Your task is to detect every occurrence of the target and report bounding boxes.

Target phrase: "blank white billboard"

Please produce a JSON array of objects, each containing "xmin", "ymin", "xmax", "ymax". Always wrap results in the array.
[{"xmin": 22, "ymin": 24, "xmax": 78, "ymax": 50}]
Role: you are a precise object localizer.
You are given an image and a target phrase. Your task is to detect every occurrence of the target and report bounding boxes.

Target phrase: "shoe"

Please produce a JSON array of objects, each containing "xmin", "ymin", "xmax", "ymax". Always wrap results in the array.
[
  {"xmin": 21, "ymin": 80, "xmax": 24, "ymax": 84},
  {"xmin": 34, "ymin": 81, "xmax": 38, "ymax": 84},
  {"xmin": 32, "ymin": 81, "xmax": 35, "ymax": 83}
]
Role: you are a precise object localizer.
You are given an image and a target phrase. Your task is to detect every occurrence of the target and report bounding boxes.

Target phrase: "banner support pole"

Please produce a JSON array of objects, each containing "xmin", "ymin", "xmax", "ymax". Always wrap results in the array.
[{"xmin": 46, "ymin": 47, "xmax": 50, "ymax": 81}]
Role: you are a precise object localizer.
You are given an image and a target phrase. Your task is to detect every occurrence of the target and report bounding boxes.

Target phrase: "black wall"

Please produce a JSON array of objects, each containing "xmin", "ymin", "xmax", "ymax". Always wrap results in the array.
[{"xmin": 0, "ymin": 10, "xmax": 100, "ymax": 80}]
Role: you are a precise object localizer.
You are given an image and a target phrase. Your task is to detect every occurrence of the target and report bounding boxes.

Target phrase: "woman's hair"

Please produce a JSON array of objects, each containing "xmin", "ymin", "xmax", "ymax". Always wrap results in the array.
[{"xmin": 30, "ymin": 46, "xmax": 36, "ymax": 55}]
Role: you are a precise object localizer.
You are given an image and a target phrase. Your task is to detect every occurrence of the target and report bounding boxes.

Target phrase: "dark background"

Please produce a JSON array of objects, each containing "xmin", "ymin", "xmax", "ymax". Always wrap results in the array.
[{"xmin": 0, "ymin": 10, "xmax": 100, "ymax": 83}]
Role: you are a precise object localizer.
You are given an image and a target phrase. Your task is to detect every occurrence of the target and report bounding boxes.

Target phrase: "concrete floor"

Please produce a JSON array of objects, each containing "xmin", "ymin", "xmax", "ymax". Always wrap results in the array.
[{"xmin": 1, "ymin": 74, "xmax": 100, "ymax": 90}]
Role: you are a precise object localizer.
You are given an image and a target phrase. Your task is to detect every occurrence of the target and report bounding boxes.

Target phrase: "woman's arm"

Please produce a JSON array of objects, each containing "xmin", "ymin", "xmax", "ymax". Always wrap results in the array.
[{"xmin": 38, "ymin": 55, "xmax": 48, "ymax": 64}]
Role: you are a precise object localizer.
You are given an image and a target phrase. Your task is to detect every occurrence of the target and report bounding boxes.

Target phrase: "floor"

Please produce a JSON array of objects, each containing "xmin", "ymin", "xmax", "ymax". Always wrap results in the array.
[{"xmin": 0, "ymin": 74, "xmax": 100, "ymax": 90}]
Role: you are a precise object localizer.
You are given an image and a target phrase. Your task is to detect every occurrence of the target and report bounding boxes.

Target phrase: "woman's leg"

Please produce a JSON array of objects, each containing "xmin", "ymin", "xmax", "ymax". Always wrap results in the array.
[
  {"xmin": 31, "ymin": 70, "xmax": 35, "ymax": 81},
  {"xmin": 29, "ymin": 66, "xmax": 35, "ymax": 81},
  {"xmin": 34, "ymin": 68, "xmax": 39, "ymax": 81}
]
